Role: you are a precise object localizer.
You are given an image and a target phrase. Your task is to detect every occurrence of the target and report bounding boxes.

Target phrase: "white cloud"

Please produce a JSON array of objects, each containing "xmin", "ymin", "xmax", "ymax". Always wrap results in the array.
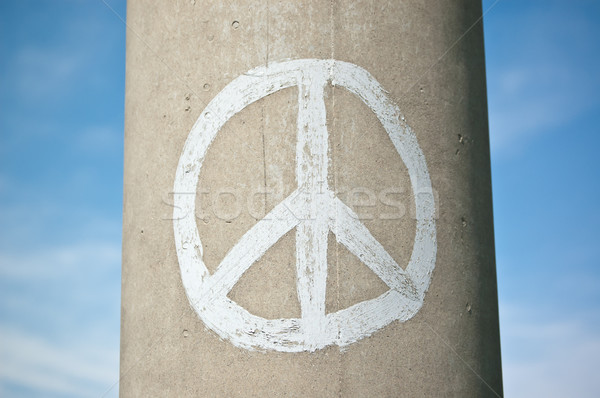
[
  {"xmin": 2, "ymin": 1, "xmax": 125, "ymax": 109},
  {"xmin": 0, "ymin": 326, "xmax": 119, "ymax": 398},
  {"xmin": 0, "ymin": 174, "xmax": 7, "ymax": 195},
  {"xmin": 76, "ymin": 126, "xmax": 122, "ymax": 154},
  {"xmin": 488, "ymin": 63, "xmax": 592, "ymax": 156},
  {"xmin": 10, "ymin": 46, "xmax": 85, "ymax": 102},
  {"xmin": 0, "ymin": 239, "xmax": 121, "ymax": 397},
  {"xmin": 0, "ymin": 241, "xmax": 120, "ymax": 280},
  {"xmin": 486, "ymin": 6, "xmax": 600, "ymax": 157},
  {"xmin": 500, "ymin": 303, "xmax": 600, "ymax": 397}
]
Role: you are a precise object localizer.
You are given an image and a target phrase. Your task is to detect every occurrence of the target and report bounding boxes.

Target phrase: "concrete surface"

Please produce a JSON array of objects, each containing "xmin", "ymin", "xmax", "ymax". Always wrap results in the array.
[{"xmin": 121, "ymin": 1, "xmax": 502, "ymax": 396}]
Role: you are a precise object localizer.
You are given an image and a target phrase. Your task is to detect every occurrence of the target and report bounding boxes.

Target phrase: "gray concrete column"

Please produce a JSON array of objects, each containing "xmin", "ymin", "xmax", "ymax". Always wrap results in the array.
[{"xmin": 121, "ymin": 1, "xmax": 502, "ymax": 396}]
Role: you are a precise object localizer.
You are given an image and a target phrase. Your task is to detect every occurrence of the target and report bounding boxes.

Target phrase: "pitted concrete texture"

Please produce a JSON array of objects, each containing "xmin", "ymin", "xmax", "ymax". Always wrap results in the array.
[{"xmin": 121, "ymin": 1, "xmax": 502, "ymax": 396}]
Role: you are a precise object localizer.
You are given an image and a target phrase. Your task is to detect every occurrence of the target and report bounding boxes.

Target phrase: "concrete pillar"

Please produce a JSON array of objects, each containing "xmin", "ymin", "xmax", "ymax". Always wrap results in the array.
[{"xmin": 121, "ymin": 1, "xmax": 502, "ymax": 396}]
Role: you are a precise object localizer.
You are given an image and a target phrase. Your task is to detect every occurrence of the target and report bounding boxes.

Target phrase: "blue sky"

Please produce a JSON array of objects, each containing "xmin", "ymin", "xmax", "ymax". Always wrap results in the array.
[
  {"xmin": 1, "ymin": 0, "xmax": 599, "ymax": 396},
  {"xmin": 484, "ymin": 0, "xmax": 600, "ymax": 396},
  {"xmin": 0, "ymin": 1, "xmax": 124, "ymax": 396}
]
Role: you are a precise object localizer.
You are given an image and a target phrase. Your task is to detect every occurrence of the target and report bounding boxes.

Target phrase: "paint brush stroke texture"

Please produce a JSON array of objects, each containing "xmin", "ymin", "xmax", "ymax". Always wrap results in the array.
[{"xmin": 173, "ymin": 59, "xmax": 436, "ymax": 352}]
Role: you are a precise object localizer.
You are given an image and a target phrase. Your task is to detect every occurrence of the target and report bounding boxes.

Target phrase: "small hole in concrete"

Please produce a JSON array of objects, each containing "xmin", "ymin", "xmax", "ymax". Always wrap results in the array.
[{"xmin": 232, "ymin": 20, "xmax": 240, "ymax": 29}]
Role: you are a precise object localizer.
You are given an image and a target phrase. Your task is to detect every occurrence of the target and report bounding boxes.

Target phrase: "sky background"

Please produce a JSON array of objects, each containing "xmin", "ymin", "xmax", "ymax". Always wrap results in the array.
[{"xmin": 0, "ymin": 0, "xmax": 599, "ymax": 397}]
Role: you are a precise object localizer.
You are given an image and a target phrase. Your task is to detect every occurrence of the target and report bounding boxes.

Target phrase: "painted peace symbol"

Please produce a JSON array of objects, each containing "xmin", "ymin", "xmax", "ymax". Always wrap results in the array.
[{"xmin": 173, "ymin": 59, "xmax": 437, "ymax": 352}]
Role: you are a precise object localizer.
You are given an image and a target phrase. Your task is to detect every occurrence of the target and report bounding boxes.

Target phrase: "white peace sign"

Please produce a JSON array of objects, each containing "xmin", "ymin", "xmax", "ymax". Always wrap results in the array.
[{"xmin": 173, "ymin": 59, "xmax": 436, "ymax": 352}]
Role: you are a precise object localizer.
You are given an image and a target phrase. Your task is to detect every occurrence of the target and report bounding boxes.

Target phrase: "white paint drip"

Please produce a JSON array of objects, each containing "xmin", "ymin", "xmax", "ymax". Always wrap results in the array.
[{"xmin": 173, "ymin": 59, "xmax": 437, "ymax": 352}]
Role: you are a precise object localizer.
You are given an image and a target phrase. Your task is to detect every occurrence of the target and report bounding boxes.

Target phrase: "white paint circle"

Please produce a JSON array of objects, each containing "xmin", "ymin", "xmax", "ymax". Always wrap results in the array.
[{"xmin": 173, "ymin": 59, "xmax": 437, "ymax": 352}]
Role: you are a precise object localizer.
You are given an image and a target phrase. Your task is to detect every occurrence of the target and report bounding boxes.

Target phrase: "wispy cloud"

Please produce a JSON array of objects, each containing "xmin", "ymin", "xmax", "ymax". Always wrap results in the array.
[
  {"xmin": 9, "ymin": 46, "xmax": 85, "ymax": 102},
  {"xmin": 489, "ymin": 65, "xmax": 584, "ymax": 152},
  {"xmin": 0, "ymin": 326, "xmax": 118, "ymax": 398},
  {"xmin": 0, "ymin": 1, "xmax": 125, "ymax": 396},
  {"xmin": 486, "ymin": 5, "xmax": 600, "ymax": 156},
  {"xmin": 0, "ymin": 238, "xmax": 121, "ymax": 397},
  {"xmin": 500, "ymin": 303, "xmax": 600, "ymax": 397},
  {"xmin": 0, "ymin": 241, "xmax": 120, "ymax": 280},
  {"xmin": 76, "ymin": 126, "xmax": 122, "ymax": 154}
]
